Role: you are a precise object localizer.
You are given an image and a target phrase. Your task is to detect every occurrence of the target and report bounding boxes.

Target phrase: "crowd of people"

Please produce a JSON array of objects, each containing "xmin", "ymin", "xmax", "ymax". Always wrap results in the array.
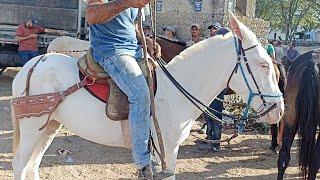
[{"xmin": 265, "ymin": 39, "xmax": 300, "ymax": 66}]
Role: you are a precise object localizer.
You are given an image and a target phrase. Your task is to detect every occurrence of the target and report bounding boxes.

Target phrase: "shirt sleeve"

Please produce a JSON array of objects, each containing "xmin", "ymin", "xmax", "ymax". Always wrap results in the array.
[
  {"xmin": 36, "ymin": 26, "xmax": 45, "ymax": 33},
  {"xmin": 15, "ymin": 25, "xmax": 23, "ymax": 36}
]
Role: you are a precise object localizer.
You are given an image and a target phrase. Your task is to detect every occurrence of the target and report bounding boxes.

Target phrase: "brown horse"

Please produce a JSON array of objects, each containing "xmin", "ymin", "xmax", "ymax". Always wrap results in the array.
[
  {"xmin": 277, "ymin": 50, "xmax": 320, "ymax": 180},
  {"xmin": 155, "ymin": 36, "xmax": 186, "ymax": 63}
]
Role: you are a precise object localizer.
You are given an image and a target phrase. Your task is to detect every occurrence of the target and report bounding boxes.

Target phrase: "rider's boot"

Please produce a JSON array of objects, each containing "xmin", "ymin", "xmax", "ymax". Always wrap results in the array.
[{"xmin": 138, "ymin": 160, "xmax": 174, "ymax": 180}]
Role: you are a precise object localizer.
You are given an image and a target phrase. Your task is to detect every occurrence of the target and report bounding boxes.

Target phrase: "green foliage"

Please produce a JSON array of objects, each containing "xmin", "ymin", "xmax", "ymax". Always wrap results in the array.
[
  {"xmin": 255, "ymin": 0, "xmax": 320, "ymax": 42},
  {"xmin": 300, "ymin": 7, "xmax": 320, "ymax": 31}
]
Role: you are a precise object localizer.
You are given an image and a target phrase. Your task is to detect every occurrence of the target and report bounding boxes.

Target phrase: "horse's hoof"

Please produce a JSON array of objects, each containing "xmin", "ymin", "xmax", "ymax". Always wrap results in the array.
[{"xmin": 269, "ymin": 146, "xmax": 277, "ymax": 153}]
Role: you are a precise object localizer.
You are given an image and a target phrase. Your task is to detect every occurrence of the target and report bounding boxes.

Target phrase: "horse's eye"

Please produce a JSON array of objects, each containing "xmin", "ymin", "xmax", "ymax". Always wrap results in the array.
[{"xmin": 260, "ymin": 63, "xmax": 269, "ymax": 68}]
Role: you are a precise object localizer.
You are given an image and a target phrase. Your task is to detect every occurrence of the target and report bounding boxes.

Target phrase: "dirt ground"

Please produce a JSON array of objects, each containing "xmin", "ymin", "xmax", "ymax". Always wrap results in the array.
[{"xmin": 0, "ymin": 68, "xmax": 318, "ymax": 180}]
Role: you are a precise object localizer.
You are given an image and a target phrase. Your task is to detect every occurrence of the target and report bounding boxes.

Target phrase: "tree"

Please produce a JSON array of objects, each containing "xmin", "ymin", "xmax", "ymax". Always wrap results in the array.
[{"xmin": 256, "ymin": 0, "xmax": 320, "ymax": 42}]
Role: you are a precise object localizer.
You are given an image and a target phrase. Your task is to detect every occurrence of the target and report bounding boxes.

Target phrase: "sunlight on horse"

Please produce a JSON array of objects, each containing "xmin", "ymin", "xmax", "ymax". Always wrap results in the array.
[{"xmin": 11, "ymin": 14, "xmax": 284, "ymax": 180}]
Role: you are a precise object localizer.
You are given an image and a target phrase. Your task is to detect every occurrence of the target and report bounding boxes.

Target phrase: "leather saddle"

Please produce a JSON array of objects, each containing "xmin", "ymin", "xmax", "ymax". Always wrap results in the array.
[{"xmin": 77, "ymin": 48, "xmax": 153, "ymax": 121}]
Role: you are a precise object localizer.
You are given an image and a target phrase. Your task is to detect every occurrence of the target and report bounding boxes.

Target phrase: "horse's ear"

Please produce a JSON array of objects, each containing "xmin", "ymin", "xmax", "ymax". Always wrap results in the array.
[{"xmin": 229, "ymin": 12, "xmax": 244, "ymax": 41}]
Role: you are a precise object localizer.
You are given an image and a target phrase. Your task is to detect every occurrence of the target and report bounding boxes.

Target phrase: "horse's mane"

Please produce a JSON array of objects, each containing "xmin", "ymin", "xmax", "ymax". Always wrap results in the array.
[
  {"xmin": 289, "ymin": 51, "xmax": 316, "ymax": 77},
  {"xmin": 157, "ymin": 36, "xmax": 187, "ymax": 47},
  {"xmin": 293, "ymin": 50, "xmax": 320, "ymax": 179}
]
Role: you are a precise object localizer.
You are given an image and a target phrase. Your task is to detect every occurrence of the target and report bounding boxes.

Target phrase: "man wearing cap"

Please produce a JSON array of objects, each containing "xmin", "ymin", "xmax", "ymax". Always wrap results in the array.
[
  {"xmin": 163, "ymin": 25, "xmax": 178, "ymax": 41},
  {"xmin": 197, "ymin": 22, "xmax": 231, "ymax": 152},
  {"xmin": 15, "ymin": 19, "xmax": 65, "ymax": 65},
  {"xmin": 208, "ymin": 22, "xmax": 231, "ymax": 37},
  {"xmin": 186, "ymin": 23, "xmax": 203, "ymax": 47}
]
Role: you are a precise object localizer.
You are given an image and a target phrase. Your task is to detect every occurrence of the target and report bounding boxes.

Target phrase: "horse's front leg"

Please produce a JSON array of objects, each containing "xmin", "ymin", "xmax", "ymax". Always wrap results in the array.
[
  {"xmin": 308, "ymin": 134, "xmax": 320, "ymax": 180},
  {"xmin": 277, "ymin": 121, "xmax": 297, "ymax": 180},
  {"xmin": 163, "ymin": 145, "xmax": 179, "ymax": 180}
]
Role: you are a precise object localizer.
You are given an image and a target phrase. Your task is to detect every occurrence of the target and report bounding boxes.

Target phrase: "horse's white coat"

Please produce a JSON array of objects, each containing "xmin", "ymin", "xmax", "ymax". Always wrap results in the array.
[
  {"xmin": 47, "ymin": 36, "xmax": 90, "ymax": 59},
  {"xmin": 11, "ymin": 15, "xmax": 284, "ymax": 180}
]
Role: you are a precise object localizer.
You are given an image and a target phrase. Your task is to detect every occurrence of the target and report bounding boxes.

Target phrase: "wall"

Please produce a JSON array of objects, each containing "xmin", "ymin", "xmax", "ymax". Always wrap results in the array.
[
  {"xmin": 151, "ymin": 0, "xmax": 258, "ymax": 42},
  {"xmin": 153, "ymin": 0, "xmax": 227, "ymax": 41}
]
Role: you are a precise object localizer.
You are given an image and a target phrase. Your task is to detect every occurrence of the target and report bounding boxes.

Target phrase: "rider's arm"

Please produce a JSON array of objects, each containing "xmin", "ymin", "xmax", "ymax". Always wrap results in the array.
[
  {"xmin": 86, "ymin": 0, "xmax": 150, "ymax": 25},
  {"xmin": 15, "ymin": 35, "xmax": 36, "ymax": 42}
]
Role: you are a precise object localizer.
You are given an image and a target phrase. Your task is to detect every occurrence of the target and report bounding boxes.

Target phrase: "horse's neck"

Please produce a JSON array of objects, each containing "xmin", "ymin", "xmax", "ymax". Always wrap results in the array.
[
  {"xmin": 155, "ymin": 36, "xmax": 237, "ymax": 125},
  {"xmin": 157, "ymin": 38, "xmax": 185, "ymax": 63}
]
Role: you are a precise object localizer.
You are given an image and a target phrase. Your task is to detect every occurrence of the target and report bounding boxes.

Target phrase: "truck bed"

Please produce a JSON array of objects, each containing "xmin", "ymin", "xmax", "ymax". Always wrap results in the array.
[{"xmin": 0, "ymin": 0, "xmax": 80, "ymax": 31}]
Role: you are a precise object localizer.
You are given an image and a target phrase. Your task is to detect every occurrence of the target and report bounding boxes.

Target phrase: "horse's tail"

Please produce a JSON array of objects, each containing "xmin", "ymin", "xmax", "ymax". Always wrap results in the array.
[
  {"xmin": 11, "ymin": 103, "xmax": 20, "ymax": 155},
  {"xmin": 295, "ymin": 61, "xmax": 320, "ymax": 179}
]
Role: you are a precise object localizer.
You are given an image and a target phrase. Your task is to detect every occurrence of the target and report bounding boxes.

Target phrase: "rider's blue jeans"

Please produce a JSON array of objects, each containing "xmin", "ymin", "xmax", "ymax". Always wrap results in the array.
[{"xmin": 99, "ymin": 54, "xmax": 150, "ymax": 169}]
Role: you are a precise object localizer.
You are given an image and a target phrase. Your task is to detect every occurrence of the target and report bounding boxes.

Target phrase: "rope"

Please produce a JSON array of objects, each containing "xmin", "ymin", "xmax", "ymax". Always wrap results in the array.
[{"xmin": 138, "ymin": 7, "xmax": 168, "ymax": 171}]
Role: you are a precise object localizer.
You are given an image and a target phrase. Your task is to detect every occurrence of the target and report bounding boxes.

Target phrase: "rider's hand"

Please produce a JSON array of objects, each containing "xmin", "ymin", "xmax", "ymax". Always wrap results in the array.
[
  {"xmin": 29, "ymin": 34, "xmax": 38, "ymax": 38},
  {"xmin": 58, "ymin": 30, "xmax": 67, "ymax": 36},
  {"xmin": 128, "ymin": 0, "xmax": 150, "ymax": 8},
  {"xmin": 146, "ymin": 37, "xmax": 161, "ymax": 59}
]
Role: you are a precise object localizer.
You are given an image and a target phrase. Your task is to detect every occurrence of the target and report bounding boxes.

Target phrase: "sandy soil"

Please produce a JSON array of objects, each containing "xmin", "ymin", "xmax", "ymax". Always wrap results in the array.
[{"xmin": 0, "ymin": 68, "xmax": 318, "ymax": 180}]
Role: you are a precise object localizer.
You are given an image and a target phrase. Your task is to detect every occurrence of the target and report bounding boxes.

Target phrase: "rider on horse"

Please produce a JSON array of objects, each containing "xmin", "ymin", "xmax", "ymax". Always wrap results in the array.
[{"xmin": 86, "ymin": 0, "xmax": 172, "ymax": 178}]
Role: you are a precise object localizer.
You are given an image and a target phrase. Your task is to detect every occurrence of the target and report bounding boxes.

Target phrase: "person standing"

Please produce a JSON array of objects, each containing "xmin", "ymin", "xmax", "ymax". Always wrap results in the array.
[
  {"xmin": 185, "ymin": 23, "xmax": 204, "ymax": 47},
  {"xmin": 197, "ymin": 22, "xmax": 230, "ymax": 152},
  {"xmin": 265, "ymin": 40, "xmax": 276, "ymax": 62},
  {"xmin": 163, "ymin": 25, "xmax": 178, "ymax": 41},
  {"xmin": 273, "ymin": 40, "xmax": 284, "ymax": 64},
  {"xmin": 286, "ymin": 42, "xmax": 299, "ymax": 62},
  {"xmin": 15, "ymin": 18, "xmax": 65, "ymax": 65}
]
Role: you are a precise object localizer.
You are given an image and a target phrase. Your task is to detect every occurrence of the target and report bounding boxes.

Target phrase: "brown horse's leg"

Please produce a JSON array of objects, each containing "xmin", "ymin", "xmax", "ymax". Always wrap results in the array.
[
  {"xmin": 277, "ymin": 122, "xmax": 298, "ymax": 180},
  {"xmin": 308, "ymin": 134, "xmax": 320, "ymax": 180},
  {"xmin": 270, "ymin": 124, "xmax": 278, "ymax": 152},
  {"xmin": 277, "ymin": 120, "xmax": 284, "ymax": 146}
]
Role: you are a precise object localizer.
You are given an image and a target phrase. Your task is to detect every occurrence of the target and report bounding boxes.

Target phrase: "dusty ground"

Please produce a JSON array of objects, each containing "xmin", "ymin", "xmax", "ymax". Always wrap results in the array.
[{"xmin": 0, "ymin": 68, "xmax": 318, "ymax": 180}]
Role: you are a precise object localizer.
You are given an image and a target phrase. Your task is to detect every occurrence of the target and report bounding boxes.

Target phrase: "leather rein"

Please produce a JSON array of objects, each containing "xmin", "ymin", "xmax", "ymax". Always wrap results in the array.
[{"xmin": 155, "ymin": 36, "xmax": 282, "ymax": 131}]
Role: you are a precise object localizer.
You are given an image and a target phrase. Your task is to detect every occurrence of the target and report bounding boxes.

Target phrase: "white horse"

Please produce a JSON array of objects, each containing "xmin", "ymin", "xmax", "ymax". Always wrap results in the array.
[
  {"xmin": 11, "ymin": 15, "xmax": 284, "ymax": 180},
  {"xmin": 47, "ymin": 36, "xmax": 90, "ymax": 59}
]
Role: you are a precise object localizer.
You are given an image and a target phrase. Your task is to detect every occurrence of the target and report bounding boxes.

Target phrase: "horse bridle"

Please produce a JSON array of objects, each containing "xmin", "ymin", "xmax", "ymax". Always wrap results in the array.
[
  {"xmin": 155, "ymin": 36, "xmax": 283, "ymax": 131},
  {"xmin": 226, "ymin": 37, "xmax": 283, "ymax": 122}
]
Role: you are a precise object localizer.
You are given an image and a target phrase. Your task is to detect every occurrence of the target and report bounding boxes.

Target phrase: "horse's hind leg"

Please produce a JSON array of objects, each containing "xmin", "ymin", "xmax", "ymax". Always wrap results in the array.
[
  {"xmin": 12, "ymin": 118, "xmax": 59, "ymax": 180},
  {"xmin": 277, "ymin": 122, "xmax": 297, "ymax": 180},
  {"xmin": 308, "ymin": 134, "xmax": 320, "ymax": 180},
  {"xmin": 26, "ymin": 120, "xmax": 62, "ymax": 180}
]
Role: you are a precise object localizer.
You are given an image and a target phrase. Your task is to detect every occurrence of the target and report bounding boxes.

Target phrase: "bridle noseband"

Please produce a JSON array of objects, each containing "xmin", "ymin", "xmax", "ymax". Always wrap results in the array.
[{"xmin": 227, "ymin": 37, "xmax": 283, "ymax": 125}]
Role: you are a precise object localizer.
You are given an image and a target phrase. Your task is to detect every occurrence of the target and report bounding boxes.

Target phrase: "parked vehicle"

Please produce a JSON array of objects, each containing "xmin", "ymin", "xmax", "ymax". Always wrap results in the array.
[{"xmin": 0, "ymin": 0, "xmax": 88, "ymax": 75}]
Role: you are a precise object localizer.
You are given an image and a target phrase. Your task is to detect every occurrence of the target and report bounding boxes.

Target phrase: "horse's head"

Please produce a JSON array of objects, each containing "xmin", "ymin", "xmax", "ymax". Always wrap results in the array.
[{"xmin": 227, "ymin": 13, "xmax": 284, "ymax": 124}]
